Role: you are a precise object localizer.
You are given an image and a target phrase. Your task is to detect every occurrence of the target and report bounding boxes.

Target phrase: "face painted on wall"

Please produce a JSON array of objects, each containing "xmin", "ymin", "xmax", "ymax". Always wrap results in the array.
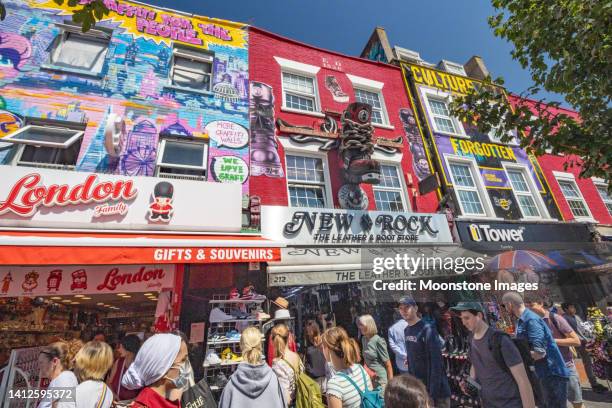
[{"xmin": 0, "ymin": 32, "xmax": 32, "ymax": 80}]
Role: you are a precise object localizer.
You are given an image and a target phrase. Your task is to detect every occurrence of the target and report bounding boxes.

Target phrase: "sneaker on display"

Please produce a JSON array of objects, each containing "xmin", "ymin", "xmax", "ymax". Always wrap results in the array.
[
  {"xmin": 213, "ymin": 372, "xmax": 228, "ymax": 388},
  {"xmin": 204, "ymin": 350, "xmax": 221, "ymax": 365},
  {"xmin": 255, "ymin": 311, "xmax": 270, "ymax": 321},
  {"xmin": 209, "ymin": 307, "xmax": 233, "ymax": 323}
]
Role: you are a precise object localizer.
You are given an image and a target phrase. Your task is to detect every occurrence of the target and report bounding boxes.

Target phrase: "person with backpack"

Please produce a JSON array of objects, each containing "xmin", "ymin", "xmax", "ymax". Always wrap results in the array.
[
  {"xmin": 450, "ymin": 302, "xmax": 535, "ymax": 408},
  {"xmin": 525, "ymin": 296, "xmax": 583, "ymax": 408},
  {"xmin": 398, "ymin": 296, "xmax": 451, "ymax": 408},
  {"xmin": 271, "ymin": 323, "xmax": 305, "ymax": 406},
  {"xmin": 502, "ymin": 291, "xmax": 570, "ymax": 408},
  {"xmin": 384, "ymin": 374, "xmax": 430, "ymax": 408},
  {"xmin": 357, "ymin": 314, "xmax": 393, "ymax": 389},
  {"xmin": 561, "ymin": 302, "xmax": 608, "ymax": 394},
  {"xmin": 304, "ymin": 320, "xmax": 328, "ymax": 392},
  {"xmin": 218, "ymin": 326, "xmax": 286, "ymax": 408},
  {"xmin": 322, "ymin": 326, "xmax": 382, "ymax": 408}
]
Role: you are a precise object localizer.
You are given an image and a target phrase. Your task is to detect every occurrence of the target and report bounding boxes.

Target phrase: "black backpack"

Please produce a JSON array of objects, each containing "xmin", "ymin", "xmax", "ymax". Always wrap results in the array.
[{"xmin": 488, "ymin": 330, "xmax": 544, "ymax": 406}]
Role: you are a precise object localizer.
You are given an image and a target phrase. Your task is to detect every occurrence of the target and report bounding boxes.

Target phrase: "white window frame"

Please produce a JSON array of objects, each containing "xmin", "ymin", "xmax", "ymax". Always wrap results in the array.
[
  {"xmin": 444, "ymin": 155, "xmax": 495, "ymax": 218},
  {"xmin": 49, "ymin": 23, "xmax": 111, "ymax": 75},
  {"xmin": 488, "ymin": 106, "xmax": 519, "ymax": 146},
  {"xmin": 3, "ymin": 125, "xmax": 83, "ymax": 148},
  {"xmin": 169, "ymin": 44, "xmax": 214, "ymax": 92},
  {"xmin": 420, "ymin": 88, "xmax": 466, "ymax": 137},
  {"xmin": 155, "ymin": 138, "xmax": 209, "ymax": 178},
  {"xmin": 592, "ymin": 178, "xmax": 612, "ymax": 216},
  {"xmin": 346, "ymin": 74, "xmax": 393, "ymax": 130},
  {"xmin": 284, "ymin": 150, "xmax": 333, "ymax": 209},
  {"xmin": 275, "ymin": 56, "xmax": 323, "ymax": 117},
  {"xmin": 553, "ymin": 171, "xmax": 594, "ymax": 221},
  {"xmin": 502, "ymin": 162, "xmax": 550, "ymax": 220},
  {"xmin": 373, "ymin": 163, "xmax": 409, "ymax": 211}
]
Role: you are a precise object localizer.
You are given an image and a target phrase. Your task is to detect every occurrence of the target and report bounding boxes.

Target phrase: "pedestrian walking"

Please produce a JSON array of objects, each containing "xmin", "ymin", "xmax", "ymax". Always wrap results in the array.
[
  {"xmin": 218, "ymin": 326, "xmax": 286, "ymax": 408},
  {"xmin": 387, "ymin": 316, "xmax": 409, "ymax": 374},
  {"xmin": 357, "ymin": 314, "xmax": 393, "ymax": 389},
  {"xmin": 107, "ymin": 335, "xmax": 141, "ymax": 401},
  {"xmin": 121, "ymin": 333, "xmax": 190, "ymax": 407},
  {"xmin": 384, "ymin": 374, "xmax": 430, "ymax": 408},
  {"xmin": 322, "ymin": 326, "xmax": 382, "ymax": 408},
  {"xmin": 561, "ymin": 302, "xmax": 608, "ymax": 393},
  {"xmin": 37, "ymin": 340, "xmax": 81, "ymax": 408},
  {"xmin": 271, "ymin": 323, "xmax": 304, "ymax": 406},
  {"xmin": 74, "ymin": 341, "xmax": 114, "ymax": 408},
  {"xmin": 526, "ymin": 295, "xmax": 583, "ymax": 408},
  {"xmin": 398, "ymin": 297, "xmax": 450, "ymax": 408},
  {"xmin": 502, "ymin": 291, "xmax": 570, "ymax": 408},
  {"xmin": 451, "ymin": 302, "xmax": 535, "ymax": 408},
  {"xmin": 304, "ymin": 320, "xmax": 328, "ymax": 391}
]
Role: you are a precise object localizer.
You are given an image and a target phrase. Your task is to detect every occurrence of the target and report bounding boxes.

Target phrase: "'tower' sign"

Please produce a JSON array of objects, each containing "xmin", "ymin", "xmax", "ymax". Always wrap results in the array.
[{"xmin": 0, "ymin": 265, "xmax": 175, "ymax": 297}]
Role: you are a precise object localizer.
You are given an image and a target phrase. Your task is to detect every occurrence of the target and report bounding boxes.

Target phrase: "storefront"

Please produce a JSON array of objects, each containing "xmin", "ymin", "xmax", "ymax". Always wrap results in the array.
[
  {"xmin": 0, "ymin": 166, "xmax": 281, "ymax": 387},
  {"xmin": 261, "ymin": 205, "xmax": 461, "ymax": 338}
]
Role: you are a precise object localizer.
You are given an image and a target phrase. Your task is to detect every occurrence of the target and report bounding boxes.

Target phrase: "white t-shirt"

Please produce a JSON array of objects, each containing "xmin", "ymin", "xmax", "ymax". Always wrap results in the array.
[
  {"xmin": 75, "ymin": 381, "xmax": 113, "ymax": 408},
  {"xmin": 326, "ymin": 364, "xmax": 373, "ymax": 408},
  {"xmin": 37, "ymin": 370, "xmax": 78, "ymax": 408}
]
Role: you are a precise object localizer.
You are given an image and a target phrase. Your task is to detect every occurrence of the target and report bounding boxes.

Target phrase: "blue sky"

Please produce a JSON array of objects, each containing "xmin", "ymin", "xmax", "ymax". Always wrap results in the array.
[{"xmin": 146, "ymin": 0, "xmax": 560, "ymax": 103}]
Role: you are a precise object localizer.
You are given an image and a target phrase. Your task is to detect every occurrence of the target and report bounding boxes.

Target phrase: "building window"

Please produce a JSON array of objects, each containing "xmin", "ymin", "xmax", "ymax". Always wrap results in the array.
[
  {"xmin": 425, "ymin": 94, "xmax": 462, "ymax": 134},
  {"xmin": 286, "ymin": 154, "xmax": 328, "ymax": 208},
  {"xmin": 489, "ymin": 127, "xmax": 519, "ymax": 145},
  {"xmin": 505, "ymin": 167, "xmax": 545, "ymax": 218},
  {"xmin": 595, "ymin": 184, "xmax": 612, "ymax": 216},
  {"xmin": 282, "ymin": 72, "xmax": 318, "ymax": 112},
  {"xmin": 354, "ymin": 88, "xmax": 388, "ymax": 125},
  {"xmin": 170, "ymin": 45, "xmax": 214, "ymax": 92},
  {"xmin": 374, "ymin": 164, "xmax": 406, "ymax": 211},
  {"xmin": 556, "ymin": 176, "xmax": 591, "ymax": 219},
  {"xmin": 4, "ymin": 119, "xmax": 84, "ymax": 170},
  {"xmin": 50, "ymin": 24, "xmax": 111, "ymax": 74},
  {"xmin": 448, "ymin": 160, "xmax": 489, "ymax": 216},
  {"xmin": 156, "ymin": 138, "xmax": 208, "ymax": 181}
]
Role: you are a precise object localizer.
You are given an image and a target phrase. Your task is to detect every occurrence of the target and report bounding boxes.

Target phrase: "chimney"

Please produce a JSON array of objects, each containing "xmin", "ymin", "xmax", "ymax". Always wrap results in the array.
[{"xmin": 464, "ymin": 56, "xmax": 489, "ymax": 80}]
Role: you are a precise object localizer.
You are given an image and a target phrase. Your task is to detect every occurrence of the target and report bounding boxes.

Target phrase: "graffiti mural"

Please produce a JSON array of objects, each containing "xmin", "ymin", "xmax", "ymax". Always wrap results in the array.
[
  {"xmin": 400, "ymin": 107, "xmax": 431, "ymax": 181},
  {"xmin": 324, "ymin": 75, "xmax": 348, "ymax": 103},
  {"xmin": 249, "ymin": 82, "xmax": 283, "ymax": 178},
  {"xmin": 0, "ymin": 0, "xmax": 250, "ymax": 194}
]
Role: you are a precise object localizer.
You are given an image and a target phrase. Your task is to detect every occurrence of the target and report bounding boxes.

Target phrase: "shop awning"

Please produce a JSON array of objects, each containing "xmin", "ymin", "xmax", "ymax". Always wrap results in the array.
[{"xmin": 0, "ymin": 230, "xmax": 283, "ymax": 265}]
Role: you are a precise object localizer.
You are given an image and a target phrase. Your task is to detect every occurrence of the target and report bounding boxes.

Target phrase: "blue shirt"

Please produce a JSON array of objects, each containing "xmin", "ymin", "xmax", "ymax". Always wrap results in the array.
[
  {"xmin": 404, "ymin": 320, "xmax": 451, "ymax": 399},
  {"xmin": 388, "ymin": 319, "xmax": 409, "ymax": 372},
  {"xmin": 515, "ymin": 308, "xmax": 569, "ymax": 379}
]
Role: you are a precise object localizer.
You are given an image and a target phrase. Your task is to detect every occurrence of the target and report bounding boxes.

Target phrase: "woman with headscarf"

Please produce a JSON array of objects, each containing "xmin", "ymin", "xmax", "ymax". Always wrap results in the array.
[
  {"xmin": 121, "ymin": 333, "xmax": 189, "ymax": 408},
  {"xmin": 107, "ymin": 335, "xmax": 142, "ymax": 401}
]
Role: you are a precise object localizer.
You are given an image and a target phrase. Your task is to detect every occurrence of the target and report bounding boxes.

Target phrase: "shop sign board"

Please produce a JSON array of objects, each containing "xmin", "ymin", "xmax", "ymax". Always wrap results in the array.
[
  {"xmin": 456, "ymin": 220, "xmax": 593, "ymax": 251},
  {"xmin": 268, "ymin": 267, "xmax": 454, "ymax": 287},
  {"xmin": 261, "ymin": 206, "xmax": 453, "ymax": 246},
  {"xmin": 0, "ymin": 264, "xmax": 175, "ymax": 297},
  {"xmin": 0, "ymin": 165, "xmax": 242, "ymax": 232}
]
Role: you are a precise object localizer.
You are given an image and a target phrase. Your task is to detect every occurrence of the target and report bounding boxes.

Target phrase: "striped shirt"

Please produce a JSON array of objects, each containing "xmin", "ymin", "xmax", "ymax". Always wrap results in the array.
[{"xmin": 326, "ymin": 364, "xmax": 372, "ymax": 408}]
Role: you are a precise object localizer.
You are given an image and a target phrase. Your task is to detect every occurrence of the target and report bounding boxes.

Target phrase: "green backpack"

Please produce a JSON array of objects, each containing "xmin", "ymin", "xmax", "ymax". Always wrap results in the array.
[{"xmin": 282, "ymin": 358, "xmax": 325, "ymax": 408}]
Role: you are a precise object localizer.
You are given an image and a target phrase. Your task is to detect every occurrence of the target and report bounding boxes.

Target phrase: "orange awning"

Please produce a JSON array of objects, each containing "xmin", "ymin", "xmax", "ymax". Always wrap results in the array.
[{"xmin": 0, "ymin": 230, "xmax": 283, "ymax": 265}]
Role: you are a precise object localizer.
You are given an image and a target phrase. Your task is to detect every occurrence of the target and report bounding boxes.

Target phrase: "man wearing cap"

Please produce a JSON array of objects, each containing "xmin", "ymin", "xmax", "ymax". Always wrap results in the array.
[
  {"xmin": 452, "ymin": 302, "xmax": 535, "ymax": 408},
  {"xmin": 398, "ymin": 296, "xmax": 451, "ymax": 408}
]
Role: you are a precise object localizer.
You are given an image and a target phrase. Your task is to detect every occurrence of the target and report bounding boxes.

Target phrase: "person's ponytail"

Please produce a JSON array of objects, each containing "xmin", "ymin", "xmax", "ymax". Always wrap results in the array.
[
  {"xmin": 322, "ymin": 326, "xmax": 360, "ymax": 366},
  {"xmin": 271, "ymin": 324, "xmax": 290, "ymax": 359}
]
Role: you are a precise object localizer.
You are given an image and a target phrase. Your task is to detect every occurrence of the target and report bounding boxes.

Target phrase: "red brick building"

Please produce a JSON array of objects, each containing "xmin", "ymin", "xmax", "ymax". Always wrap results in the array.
[
  {"xmin": 508, "ymin": 95, "xmax": 612, "ymax": 239},
  {"xmin": 249, "ymin": 27, "xmax": 439, "ymax": 213}
]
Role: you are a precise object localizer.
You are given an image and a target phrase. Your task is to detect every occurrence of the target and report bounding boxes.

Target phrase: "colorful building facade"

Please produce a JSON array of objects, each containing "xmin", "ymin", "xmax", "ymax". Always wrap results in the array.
[
  {"xmin": 508, "ymin": 95, "xmax": 612, "ymax": 239},
  {"xmin": 0, "ymin": 0, "xmax": 250, "ymax": 195}
]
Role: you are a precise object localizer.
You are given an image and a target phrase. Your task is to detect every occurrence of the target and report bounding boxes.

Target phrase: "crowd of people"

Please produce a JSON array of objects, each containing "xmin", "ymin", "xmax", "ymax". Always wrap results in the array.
[{"xmin": 33, "ymin": 291, "xmax": 610, "ymax": 408}]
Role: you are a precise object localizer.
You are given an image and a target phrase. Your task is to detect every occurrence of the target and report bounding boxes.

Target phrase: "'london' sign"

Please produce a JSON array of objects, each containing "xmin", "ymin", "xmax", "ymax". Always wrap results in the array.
[{"xmin": 261, "ymin": 206, "xmax": 453, "ymax": 245}]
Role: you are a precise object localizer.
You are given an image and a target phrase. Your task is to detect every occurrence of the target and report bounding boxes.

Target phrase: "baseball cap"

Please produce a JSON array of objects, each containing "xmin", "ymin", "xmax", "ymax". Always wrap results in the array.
[
  {"xmin": 398, "ymin": 296, "xmax": 417, "ymax": 306},
  {"xmin": 450, "ymin": 302, "xmax": 484, "ymax": 314}
]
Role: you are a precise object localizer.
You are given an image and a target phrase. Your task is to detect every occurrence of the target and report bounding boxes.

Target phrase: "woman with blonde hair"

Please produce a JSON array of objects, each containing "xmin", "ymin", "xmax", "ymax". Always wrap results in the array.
[
  {"xmin": 219, "ymin": 326, "xmax": 285, "ymax": 408},
  {"xmin": 357, "ymin": 314, "xmax": 393, "ymax": 389},
  {"xmin": 74, "ymin": 341, "xmax": 114, "ymax": 408},
  {"xmin": 270, "ymin": 323, "xmax": 304, "ymax": 406},
  {"xmin": 322, "ymin": 327, "xmax": 372, "ymax": 408},
  {"xmin": 37, "ymin": 339, "xmax": 82, "ymax": 408}
]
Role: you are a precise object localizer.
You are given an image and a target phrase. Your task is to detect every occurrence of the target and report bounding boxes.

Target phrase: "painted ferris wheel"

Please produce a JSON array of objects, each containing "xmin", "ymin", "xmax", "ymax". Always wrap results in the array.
[{"xmin": 120, "ymin": 120, "xmax": 158, "ymax": 176}]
